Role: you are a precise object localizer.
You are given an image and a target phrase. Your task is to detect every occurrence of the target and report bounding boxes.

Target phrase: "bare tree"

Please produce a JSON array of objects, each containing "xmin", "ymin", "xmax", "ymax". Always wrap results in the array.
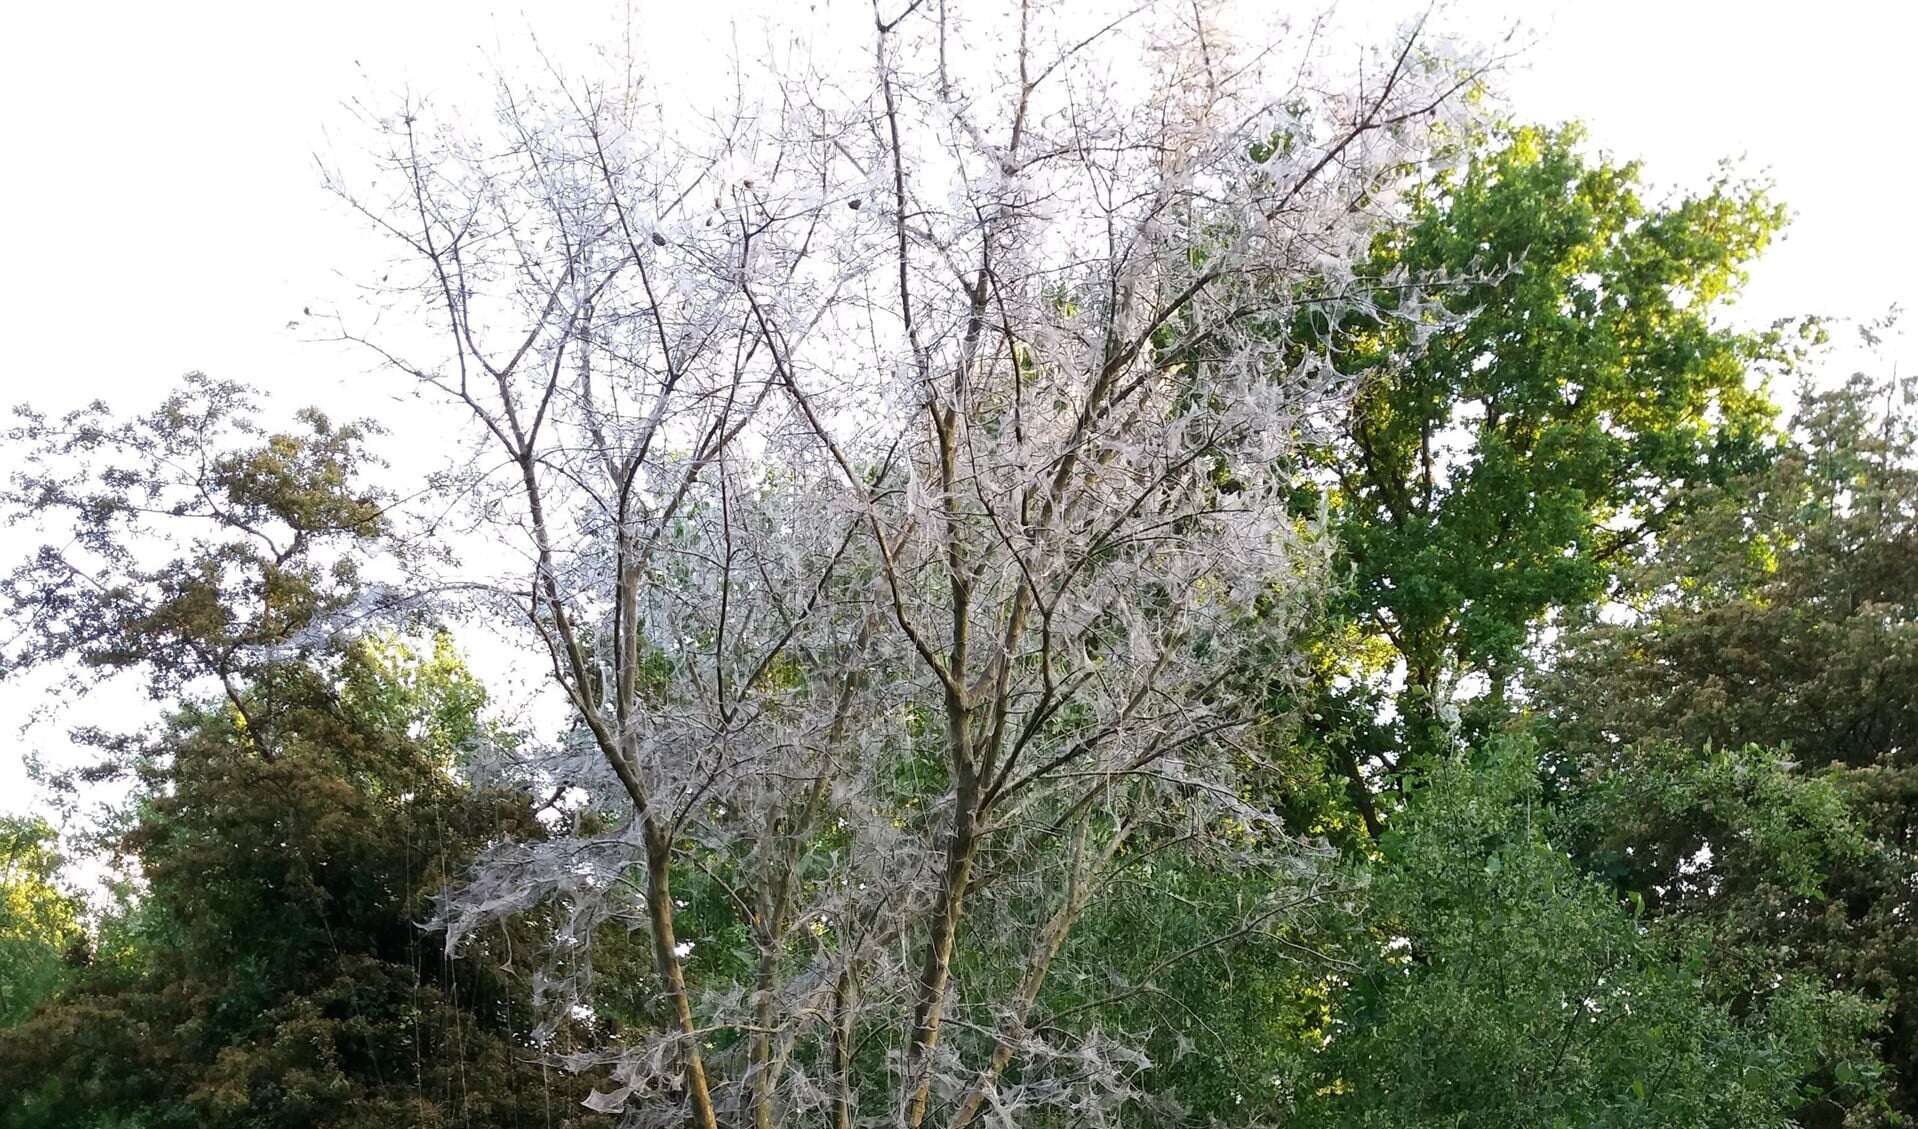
[{"xmin": 326, "ymin": 3, "xmax": 1484, "ymax": 1125}]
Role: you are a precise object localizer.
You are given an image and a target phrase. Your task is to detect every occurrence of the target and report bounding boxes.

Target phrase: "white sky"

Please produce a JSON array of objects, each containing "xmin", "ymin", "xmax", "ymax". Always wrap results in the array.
[{"xmin": 3, "ymin": 0, "xmax": 1912, "ymax": 818}]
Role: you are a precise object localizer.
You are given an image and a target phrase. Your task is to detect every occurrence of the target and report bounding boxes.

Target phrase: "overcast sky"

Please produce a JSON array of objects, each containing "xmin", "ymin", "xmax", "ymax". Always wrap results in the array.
[{"xmin": 3, "ymin": 0, "xmax": 1911, "ymax": 816}]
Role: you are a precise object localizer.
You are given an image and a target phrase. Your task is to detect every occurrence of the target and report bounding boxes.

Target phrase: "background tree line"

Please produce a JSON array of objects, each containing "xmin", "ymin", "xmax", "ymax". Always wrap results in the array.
[{"xmin": 1, "ymin": 6, "xmax": 1913, "ymax": 1127}]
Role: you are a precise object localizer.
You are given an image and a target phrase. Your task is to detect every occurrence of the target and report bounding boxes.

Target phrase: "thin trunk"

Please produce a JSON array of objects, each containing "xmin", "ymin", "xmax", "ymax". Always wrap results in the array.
[
  {"xmin": 746, "ymin": 808, "xmax": 783, "ymax": 1129},
  {"xmin": 1340, "ymin": 746, "xmax": 1385, "ymax": 841},
  {"xmin": 833, "ymin": 969, "xmax": 857, "ymax": 1129},
  {"xmin": 945, "ymin": 821, "xmax": 1094, "ymax": 1129},
  {"xmin": 749, "ymin": 730, "xmax": 847, "ymax": 1127},
  {"xmin": 748, "ymin": 944, "xmax": 779, "ymax": 1129},
  {"xmin": 644, "ymin": 819, "xmax": 718, "ymax": 1129},
  {"xmin": 904, "ymin": 776, "xmax": 982, "ymax": 1128}
]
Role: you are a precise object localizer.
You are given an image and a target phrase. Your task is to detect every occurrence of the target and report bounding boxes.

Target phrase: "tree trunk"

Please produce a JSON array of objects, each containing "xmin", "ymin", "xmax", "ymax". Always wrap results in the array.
[
  {"xmin": 1340, "ymin": 746, "xmax": 1386, "ymax": 840},
  {"xmin": 946, "ymin": 826, "xmax": 1093, "ymax": 1129},
  {"xmin": 748, "ymin": 941, "xmax": 779, "ymax": 1129},
  {"xmin": 643, "ymin": 819, "xmax": 718, "ymax": 1129},
  {"xmin": 833, "ymin": 969, "xmax": 857, "ymax": 1129},
  {"xmin": 903, "ymin": 795, "xmax": 981, "ymax": 1127}
]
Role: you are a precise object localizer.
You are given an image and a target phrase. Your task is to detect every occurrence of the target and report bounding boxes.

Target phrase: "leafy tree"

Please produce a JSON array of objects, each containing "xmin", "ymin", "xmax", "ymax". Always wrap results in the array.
[
  {"xmin": 0, "ymin": 817, "xmax": 83, "ymax": 1026},
  {"xmin": 1042, "ymin": 857, "xmax": 1347, "ymax": 1126},
  {"xmin": 0, "ymin": 380, "xmax": 625, "ymax": 1126},
  {"xmin": 1295, "ymin": 123, "xmax": 1790, "ymax": 830},
  {"xmin": 1289, "ymin": 748, "xmax": 1879, "ymax": 1129},
  {"xmin": 1539, "ymin": 369, "xmax": 1918, "ymax": 1123},
  {"xmin": 1, "ymin": 374, "xmax": 418, "ymax": 764},
  {"xmin": 1542, "ymin": 371, "xmax": 1918, "ymax": 776},
  {"xmin": 0, "ymin": 636, "xmax": 618, "ymax": 1129}
]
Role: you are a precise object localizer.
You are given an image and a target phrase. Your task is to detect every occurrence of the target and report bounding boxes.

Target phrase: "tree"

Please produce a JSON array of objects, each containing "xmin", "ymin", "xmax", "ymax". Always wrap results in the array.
[
  {"xmin": 1, "ymin": 375, "xmax": 406, "ymax": 764},
  {"xmin": 1288, "ymin": 748, "xmax": 1879, "ymax": 1129},
  {"xmin": 1292, "ymin": 123, "xmax": 1789, "ymax": 832},
  {"xmin": 1039, "ymin": 854, "xmax": 1349, "ymax": 1125},
  {"xmin": 0, "ymin": 635, "xmax": 625, "ymax": 1129},
  {"xmin": 0, "ymin": 817, "xmax": 82, "ymax": 1027},
  {"xmin": 323, "ymin": 5, "xmax": 1487, "ymax": 1126},
  {"xmin": 1538, "ymin": 367, "xmax": 1918, "ymax": 1123},
  {"xmin": 0, "ymin": 379, "xmax": 637, "ymax": 1126}
]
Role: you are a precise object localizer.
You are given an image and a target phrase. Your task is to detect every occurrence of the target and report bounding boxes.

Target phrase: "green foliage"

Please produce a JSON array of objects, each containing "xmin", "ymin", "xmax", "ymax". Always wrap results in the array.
[
  {"xmin": 1556, "ymin": 744, "xmax": 1863, "ymax": 918},
  {"xmin": 1289, "ymin": 748, "xmax": 1879, "ymax": 1129},
  {"xmin": 1543, "ymin": 372, "xmax": 1918, "ymax": 774},
  {"xmin": 0, "ymin": 379, "xmax": 621, "ymax": 1126},
  {"xmin": 1014, "ymin": 121, "xmax": 1887, "ymax": 1129},
  {"xmin": 1048, "ymin": 858, "xmax": 1343, "ymax": 1125},
  {"xmin": 2, "ymin": 376, "xmax": 399, "ymax": 760},
  {"xmin": 1295, "ymin": 123, "xmax": 1789, "ymax": 814},
  {"xmin": 0, "ymin": 638, "xmax": 612, "ymax": 1129},
  {"xmin": 1538, "ymin": 369, "xmax": 1918, "ymax": 1123},
  {"xmin": 0, "ymin": 817, "xmax": 83, "ymax": 1027}
]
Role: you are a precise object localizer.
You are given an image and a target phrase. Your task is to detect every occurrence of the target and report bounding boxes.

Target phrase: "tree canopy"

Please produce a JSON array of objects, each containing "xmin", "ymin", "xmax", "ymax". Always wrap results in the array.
[
  {"xmin": 1291, "ymin": 123, "xmax": 1791, "ymax": 826},
  {"xmin": 2, "ymin": 6, "xmax": 1913, "ymax": 1127}
]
